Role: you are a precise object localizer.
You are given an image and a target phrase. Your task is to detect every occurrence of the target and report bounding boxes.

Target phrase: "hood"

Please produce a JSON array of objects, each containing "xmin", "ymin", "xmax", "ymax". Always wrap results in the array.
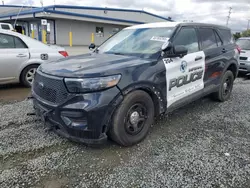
[{"xmin": 39, "ymin": 53, "xmax": 154, "ymax": 78}]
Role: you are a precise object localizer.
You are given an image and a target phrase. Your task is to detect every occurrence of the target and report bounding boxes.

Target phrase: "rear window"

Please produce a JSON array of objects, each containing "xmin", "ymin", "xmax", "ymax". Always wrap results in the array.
[
  {"xmin": 1, "ymin": 24, "xmax": 10, "ymax": 30},
  {"xmin": 236, "ymin": 39, "xmax": 250, "ymax": 50},
  {"xmin": 219, "ymin": 29, "xmax": 232, "ymax": 45}
]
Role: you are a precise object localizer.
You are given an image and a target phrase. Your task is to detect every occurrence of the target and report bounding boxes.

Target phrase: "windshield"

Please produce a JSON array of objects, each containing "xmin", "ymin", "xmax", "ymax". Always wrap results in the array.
[
  {"xmin": 236, "ymin": 39, "xmax": 250, "ymax": 50},
  {"xmin": 97, "ymin": 27, "xmax": 174, "ymax": 59}
]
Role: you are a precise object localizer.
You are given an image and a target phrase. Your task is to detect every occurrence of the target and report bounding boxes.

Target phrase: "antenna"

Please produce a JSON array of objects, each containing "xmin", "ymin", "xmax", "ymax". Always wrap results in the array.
[
  {"xmin": 226, "ymin": 7, "xmax": 232, "ymax": 26},
  {"xmin": 14, "ymin": 4, "xmax": 24, "ymax": 27},
  {"xmin": 40, "ymin": 0, "xmax": 43, "ymax": 7}
]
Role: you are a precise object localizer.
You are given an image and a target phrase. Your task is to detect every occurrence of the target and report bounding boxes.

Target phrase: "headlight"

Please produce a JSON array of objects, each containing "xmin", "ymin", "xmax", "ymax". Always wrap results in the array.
[{"xmin": 64, "ymin": 75, "xmax": 121, "ymax": 93}]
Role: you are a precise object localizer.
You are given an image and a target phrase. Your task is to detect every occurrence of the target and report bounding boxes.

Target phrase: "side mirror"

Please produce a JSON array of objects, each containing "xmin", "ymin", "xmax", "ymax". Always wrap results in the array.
[
  {"xmin": 173, "ymin": 45, "xmax": 188, "ymax": 58},
  {"xmin": 89, "ymin": 43, "xmax": 96, "ymax": 51},
  {"xmin": 161, "ymin": 41, "xmax": 172, "ymax": 51}
]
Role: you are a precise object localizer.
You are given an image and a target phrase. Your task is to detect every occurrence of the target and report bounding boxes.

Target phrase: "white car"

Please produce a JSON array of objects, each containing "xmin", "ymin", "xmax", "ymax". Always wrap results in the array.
[
  {"xmin": 0, "ymin": 29, "xmax": 68, "ymax": 87},
  {"xmin": 0, "ymin": 23, "xmax": 14, "ymax": 30},
  {"xmin": 236, "ymin": 37, "xmax": 250, "ymax": 74}
]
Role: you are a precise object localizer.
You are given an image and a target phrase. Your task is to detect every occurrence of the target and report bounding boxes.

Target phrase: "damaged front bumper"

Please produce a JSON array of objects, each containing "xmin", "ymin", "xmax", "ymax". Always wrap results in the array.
[{"xmin": 32, "ymin": 86, "xmax": 123, "ymax": 145}]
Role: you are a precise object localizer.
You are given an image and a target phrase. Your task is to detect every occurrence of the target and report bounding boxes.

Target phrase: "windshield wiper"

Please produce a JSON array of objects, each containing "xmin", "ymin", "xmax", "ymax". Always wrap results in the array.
[
  {"xmin": 105, "ymin": 52, "xmax": 126, "ymax": 55},
  {"xmin": 113, "ymin": 52, "xmax": 125, "ymax": 55}
]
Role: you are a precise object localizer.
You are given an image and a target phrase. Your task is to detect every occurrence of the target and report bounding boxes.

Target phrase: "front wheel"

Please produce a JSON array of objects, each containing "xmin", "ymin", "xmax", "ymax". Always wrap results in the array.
[
  {"xmin": 211, "ymin": 70, "xmax": 234, "ymax": 102},
  {"xmin": 20, "ymin": 65, "xmax": 39, "ymax": 87},
  {"xmin": 108, "ymin": 90, "xmax": 155, "ymax": 146}
]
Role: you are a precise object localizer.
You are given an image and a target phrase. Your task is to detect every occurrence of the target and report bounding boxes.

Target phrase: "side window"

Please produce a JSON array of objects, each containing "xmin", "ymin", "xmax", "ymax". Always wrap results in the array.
[
  {"xmin": 219, "ymin": 29, "xmax": 232, "ymax": 44},
  {"xmin": 14, "ymin": 37, "xmax": 27, "ymax": 48},
  {"xmin": 214, "ymin": 31, "xmax": 222, "ymax": 47},
  {"xmin": 0, "ymin": 34, "xmax": 15, "ymax": 48},
  {"xmin": 173, "ymin": 27, "xmax": 199, "ymax": 54},
  {"xmin": 199, "ymin": 28, "xmax": 217, "ymax": 49},
  {"xmin": 1, "ymin": 24, "xmax": 10, "ymax": 30}
]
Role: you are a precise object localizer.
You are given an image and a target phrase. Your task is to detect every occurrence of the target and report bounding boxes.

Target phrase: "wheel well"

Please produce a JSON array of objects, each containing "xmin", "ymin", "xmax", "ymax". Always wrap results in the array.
[
  {"xmin": 139, "ymin": 88, "xmax": 161, "ymax": 117},
  {"xmin": 227, "ymin": 63, "xmax": 237, "ymax": 79},
  {"xmin": 19, "ymin": 63, "xmax": 40, "ymax": 82}
]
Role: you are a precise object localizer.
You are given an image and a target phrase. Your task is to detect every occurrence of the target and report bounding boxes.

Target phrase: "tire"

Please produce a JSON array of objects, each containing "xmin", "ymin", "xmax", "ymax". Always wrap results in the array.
[
  {"xmin": 108, "ymin": 90, "xmax": 155, "ymax": 146},
  {"xmin": 20, "ymin": 65, "xmax": 39, "ymax": 87},
  {"xmin": 211, "ymin": 70, "xmax": 234, "ymax": 102}
]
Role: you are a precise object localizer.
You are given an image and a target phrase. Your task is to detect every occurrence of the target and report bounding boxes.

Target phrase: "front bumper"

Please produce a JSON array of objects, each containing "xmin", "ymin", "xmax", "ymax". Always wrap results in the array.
[
  {"xmin": 239, "ymin": 60, "xmax": 250, "ymax": 73},
  {"xmin": 32, "ymin": 86, "xmax": 122, "ymax": 145}
]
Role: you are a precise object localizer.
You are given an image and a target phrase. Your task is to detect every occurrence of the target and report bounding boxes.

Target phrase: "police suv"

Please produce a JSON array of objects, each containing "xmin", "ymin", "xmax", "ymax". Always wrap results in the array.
[{"xmin": 32, "ymin": 22, "xmax": 239, "ymax": 146}]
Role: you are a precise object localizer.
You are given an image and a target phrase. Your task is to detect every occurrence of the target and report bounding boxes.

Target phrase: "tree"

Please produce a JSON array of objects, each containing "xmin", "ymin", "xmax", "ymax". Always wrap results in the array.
[
  {"xmin": 233, "ymin": 32, "xmax": 241, "ymax": 40},
  {"xmin": 241, "ymin": 29, "xmax": 250, "ymax": 37}
]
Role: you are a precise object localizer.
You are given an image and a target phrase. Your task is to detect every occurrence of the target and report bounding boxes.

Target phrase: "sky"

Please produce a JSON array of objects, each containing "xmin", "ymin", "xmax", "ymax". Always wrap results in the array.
[{"xmin": 3, "ymin": 0, "xmax": 250, "ymax": 33}]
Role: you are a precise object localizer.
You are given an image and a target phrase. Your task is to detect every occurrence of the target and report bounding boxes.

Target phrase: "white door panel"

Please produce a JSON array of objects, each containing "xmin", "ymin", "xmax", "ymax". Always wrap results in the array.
[
  {"xmin": 164, "ymin": 51, "xmax": 205, "ymax": 107},
  {"xmin": 0, "ymin": 49, "xmax": 29, "ymax": 80}
]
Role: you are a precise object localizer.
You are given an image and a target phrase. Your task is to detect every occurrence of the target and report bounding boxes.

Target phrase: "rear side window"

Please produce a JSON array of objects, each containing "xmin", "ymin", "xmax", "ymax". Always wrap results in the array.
[
  {"xmin": 0, "ymin": 34, "xmax": 27, "ymax": 49},
  {"xmin": 0, "ymin": 34, "xmax": 15, "ymax": 48},
  {"xmin": 219, "ymin": 29, "xmax": 232, "ymax": 45},
  {"xmin": 199, "ymin": 28, "xmax": 217, "ymax": 49},
  {"xmin": 173, "ymin": 27, "xmax": 199, "ymax": 53},
  {"xmin": 1, "ymin": 24, "xmax": 10, "ymax": 30}
]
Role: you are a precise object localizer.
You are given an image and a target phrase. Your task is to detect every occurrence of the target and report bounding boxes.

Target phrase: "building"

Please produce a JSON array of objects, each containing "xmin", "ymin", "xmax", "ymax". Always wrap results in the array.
[{"xmin": 0, "ymin": 5, "xmax": 172, "ymax": 46}]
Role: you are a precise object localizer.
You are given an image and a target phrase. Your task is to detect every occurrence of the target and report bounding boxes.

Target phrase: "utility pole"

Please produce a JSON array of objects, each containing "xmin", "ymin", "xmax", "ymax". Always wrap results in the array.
[
  {"xmin": 226, "ymin": 7, "xmax": 232, "ymax": 26},
  {"xmin": 40, "ymin": 0, "xmax": 43, "ymax": 7},
  {"xmin": 247, "ymin": 19, "xmax": 250, "ymax": 30},
  {"xmin": 2, "ymin": 0, "xmax": 4, "ymax": 5}
]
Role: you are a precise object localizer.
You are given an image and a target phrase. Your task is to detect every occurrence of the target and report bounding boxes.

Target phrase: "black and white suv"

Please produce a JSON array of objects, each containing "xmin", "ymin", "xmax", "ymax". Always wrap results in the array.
[{"xmin": 32, "ymin": 22, "xmax": 239, "ymax": 146}]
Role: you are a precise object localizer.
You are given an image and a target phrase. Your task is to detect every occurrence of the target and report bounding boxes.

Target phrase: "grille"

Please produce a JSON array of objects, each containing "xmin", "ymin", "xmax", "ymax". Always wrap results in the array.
[
  {"xmin": 33, "ymin": 71, "xmax": 69, "ymax": 104},
  {"xmin": 240, "ymin": 56, "xmax": 248, "ymax": 60}
]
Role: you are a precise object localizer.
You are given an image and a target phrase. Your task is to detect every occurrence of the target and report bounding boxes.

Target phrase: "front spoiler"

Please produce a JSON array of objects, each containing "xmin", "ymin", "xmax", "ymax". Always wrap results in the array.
[{"xmin": 51, "ymin": 123, "xmax": 108, "ymax": 145}]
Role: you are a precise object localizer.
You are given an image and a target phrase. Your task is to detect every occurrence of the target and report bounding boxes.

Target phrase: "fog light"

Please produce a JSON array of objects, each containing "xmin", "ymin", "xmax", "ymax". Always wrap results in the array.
[
  {"xmin": 71, "ymin": 119, "xmax": 88, "ymax": 127},
  {"xmin": 61, "ymin": 116, "xmax": 87, "ymax": 128}
]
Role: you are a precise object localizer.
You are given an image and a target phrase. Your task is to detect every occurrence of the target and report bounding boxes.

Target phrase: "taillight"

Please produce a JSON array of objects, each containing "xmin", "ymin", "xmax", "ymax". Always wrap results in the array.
[
  {"xmin": 236, "ymin": 45, "xmax": 241, "ymax": 54},
  {"xmin": 59, "ymin": 51, "xmax": 69, "ymax": 57}
]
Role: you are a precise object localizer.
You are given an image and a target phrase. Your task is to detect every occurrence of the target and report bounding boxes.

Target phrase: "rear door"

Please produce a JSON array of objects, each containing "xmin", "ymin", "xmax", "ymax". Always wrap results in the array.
[
  {"xmin": 165, "ymin": 26, "xmax": 206, "ymax": 108},
  {"xmin": 198, "ymin": 27, "xmax": 225, "ymax": 88},
  {"xmin": 0, "ymin": 33, "xmax": 29, "ymax": 83}
]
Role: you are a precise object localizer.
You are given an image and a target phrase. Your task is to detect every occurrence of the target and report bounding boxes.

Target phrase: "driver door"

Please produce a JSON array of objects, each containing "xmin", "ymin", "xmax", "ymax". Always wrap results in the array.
[{"xmin": 164, "ymin": 27, "xmax": 206, "ymax": 108}]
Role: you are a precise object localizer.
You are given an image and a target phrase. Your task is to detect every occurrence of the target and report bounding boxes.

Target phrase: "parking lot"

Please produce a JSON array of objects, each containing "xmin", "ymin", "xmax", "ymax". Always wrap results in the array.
[{"xmin": 0, "ymin": 77, "xmax": 250, "ymax": 188}]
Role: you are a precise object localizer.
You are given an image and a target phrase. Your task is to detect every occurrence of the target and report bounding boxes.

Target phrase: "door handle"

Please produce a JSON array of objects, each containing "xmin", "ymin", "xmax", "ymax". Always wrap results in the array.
[
  {"xmin": 222, "ymin": 48, "xmax": 227, "ymax": 53},
  {"xmin": 17, "ymin": 54, "xmax": 27, "ymax": 58},
  {"xmin": 195, "ymin": 56, "xmax": 203, "ymax": 61}
]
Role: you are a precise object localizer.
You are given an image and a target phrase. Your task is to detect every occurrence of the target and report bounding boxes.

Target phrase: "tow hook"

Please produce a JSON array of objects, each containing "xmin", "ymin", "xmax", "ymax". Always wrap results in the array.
[
  {"xmin": 27, "ymin": 95, "xmax": 34, "ymax": 100},
  {"xmin": 27, "ymin": 112, "xmax": 36, "ymax": 116}
]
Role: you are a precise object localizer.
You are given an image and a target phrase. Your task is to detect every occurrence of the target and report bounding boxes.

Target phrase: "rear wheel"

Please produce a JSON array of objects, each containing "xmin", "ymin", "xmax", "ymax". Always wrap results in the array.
[
  {"xmin": 20, "ymin": 65, "xmax": 39, "ymax": 87},
  {"xmin": 211, "ymin": 70, "xmax": 234, "ymax": 102},
  {"xmin": 109, "ymin": 90, "xmax": 155, "ymax": 146}
]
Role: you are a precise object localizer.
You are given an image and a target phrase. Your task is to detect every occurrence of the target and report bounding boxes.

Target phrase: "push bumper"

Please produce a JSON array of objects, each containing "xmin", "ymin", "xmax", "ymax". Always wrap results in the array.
[
  {"xmin": 32, "ymin": 87, "xmax": 122, "ymax": 145},
  {"xmin": 239, "ymin": 60, "xmax": 250, "ymax": 73}
]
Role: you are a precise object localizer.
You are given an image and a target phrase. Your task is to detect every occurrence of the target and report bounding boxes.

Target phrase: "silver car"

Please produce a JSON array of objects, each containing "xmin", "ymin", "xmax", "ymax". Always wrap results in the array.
[
  {"xmin": 0, "ymin": 29, "xmax": 68, "ymax": 87},
  {"xmin": 236, "ymin": 37, "xmax": 250, "ymax": 74}
]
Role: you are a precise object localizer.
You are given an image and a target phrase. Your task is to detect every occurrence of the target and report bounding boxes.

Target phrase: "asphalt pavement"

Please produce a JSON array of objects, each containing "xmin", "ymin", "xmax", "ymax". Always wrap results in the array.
[{"xmin": 0, "ymin": 78, "xmax": 250, "ymax": 188}]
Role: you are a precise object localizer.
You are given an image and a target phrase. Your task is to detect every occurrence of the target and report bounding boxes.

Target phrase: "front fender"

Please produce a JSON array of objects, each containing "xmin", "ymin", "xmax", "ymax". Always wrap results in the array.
[{"xmin": 119, "ymin": 82, "xmax": 166, "ymax": 115}]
